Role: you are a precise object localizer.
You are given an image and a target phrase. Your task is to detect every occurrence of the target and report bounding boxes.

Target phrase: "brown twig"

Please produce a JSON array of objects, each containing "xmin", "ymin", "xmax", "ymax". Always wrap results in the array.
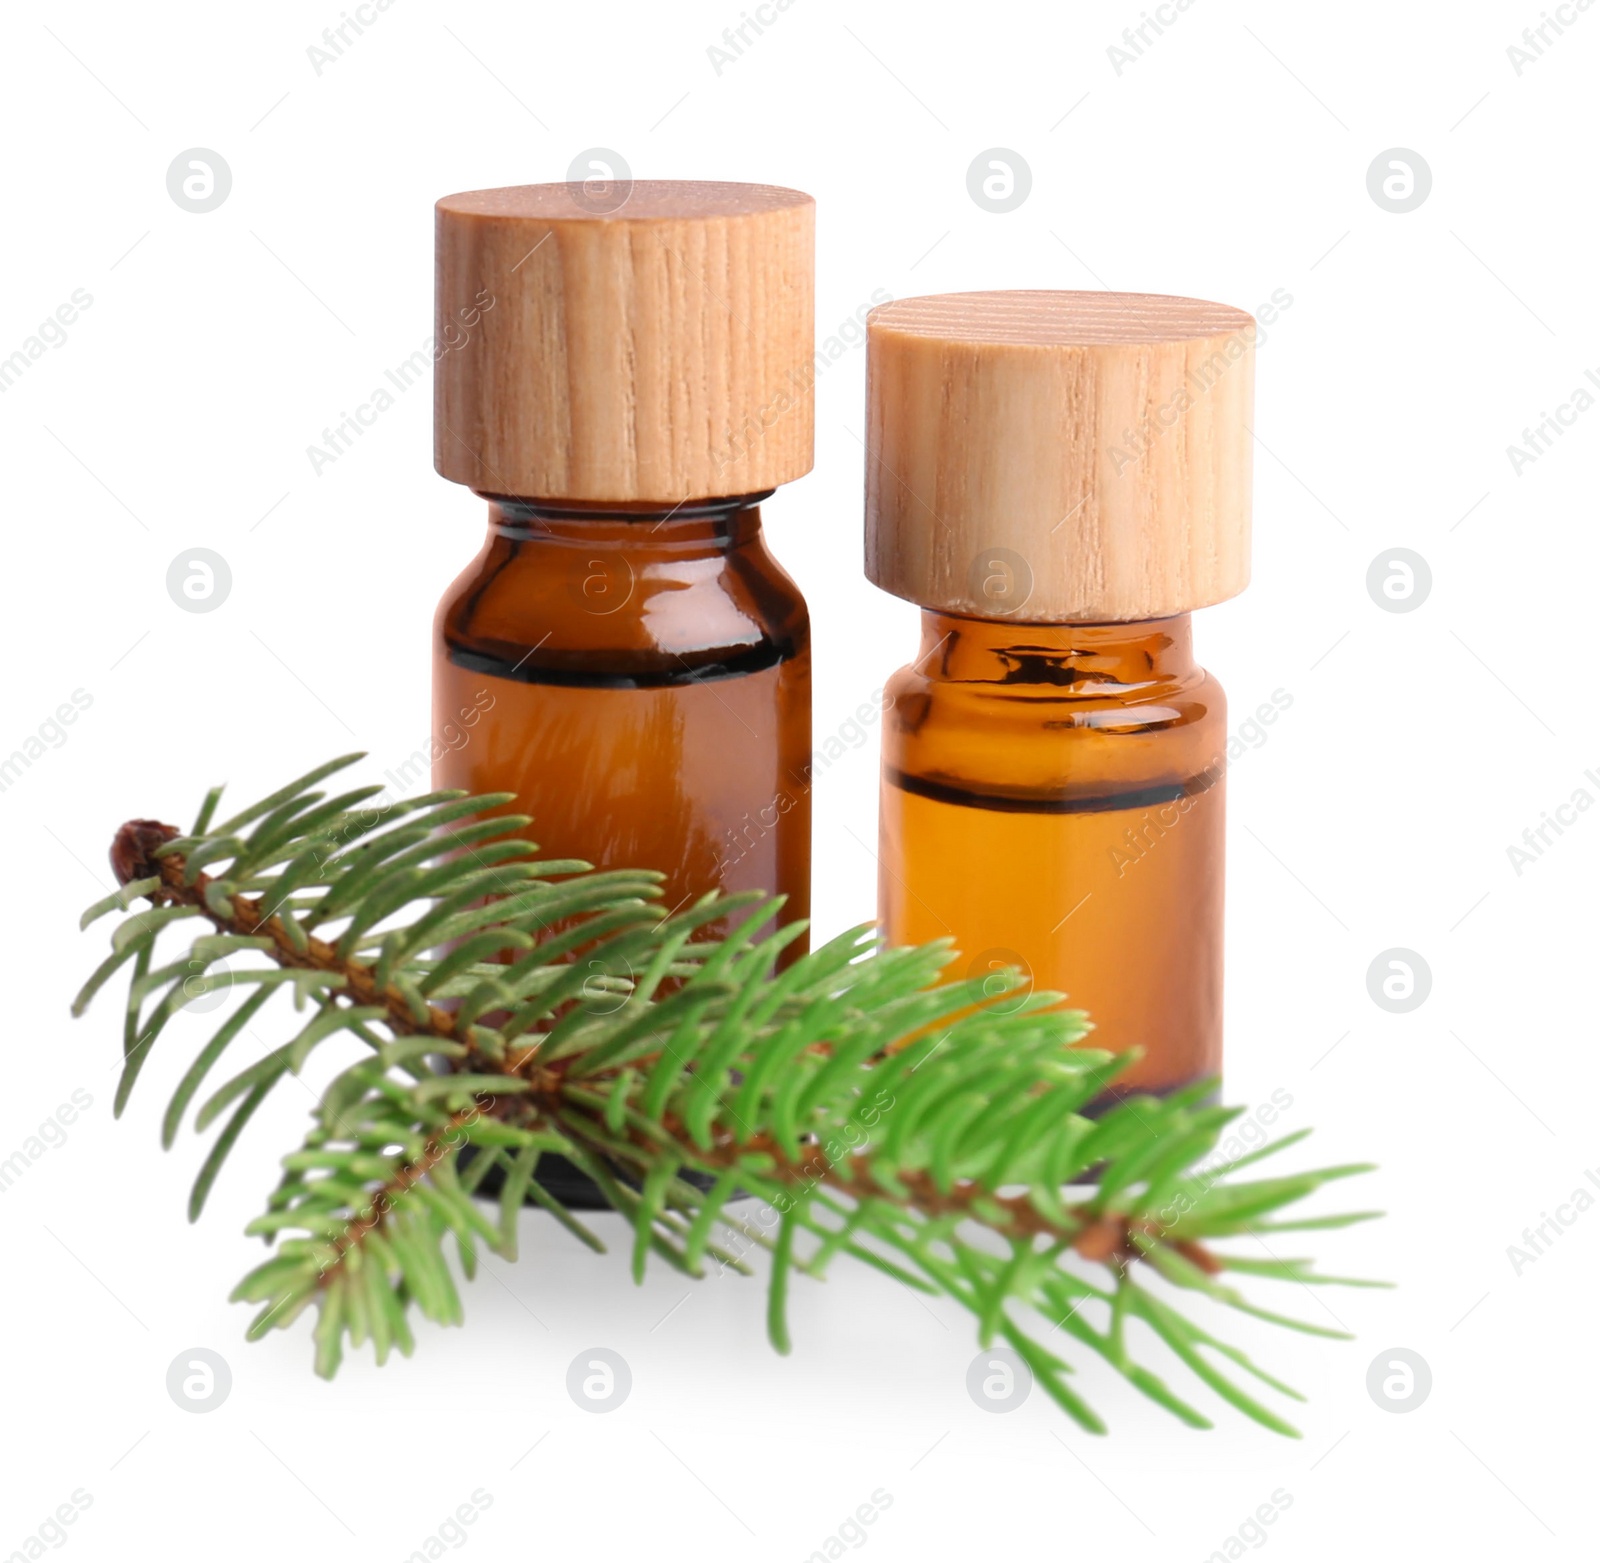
[
  {"xmin": 559, "ymin": 1106, "xmax": 1221, "ymax": 1275},
  {"xmin": 113, "ymin": 825, "xmax": 1219, "ymax": 1288},
  {"xmin": 113, "ymin": 818, "xmax": 456, "ymax": 1042}
]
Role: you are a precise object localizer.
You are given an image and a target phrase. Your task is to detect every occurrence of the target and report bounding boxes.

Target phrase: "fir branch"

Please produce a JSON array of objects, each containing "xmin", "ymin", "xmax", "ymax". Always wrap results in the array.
[{"xmin": 73, "ymin": 754, "xmax": 1385, "ymax": 1432}]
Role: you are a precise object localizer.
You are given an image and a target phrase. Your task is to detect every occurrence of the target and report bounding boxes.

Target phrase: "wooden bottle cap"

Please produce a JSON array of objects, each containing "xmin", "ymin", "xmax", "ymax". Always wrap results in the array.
[
  {"xmin": 434, "ymin": 181, "xmax": 815, "ymax": 502},
  {"xmin": 864, "ymin": 290, "xmax": 1255, "ymax": 622}
]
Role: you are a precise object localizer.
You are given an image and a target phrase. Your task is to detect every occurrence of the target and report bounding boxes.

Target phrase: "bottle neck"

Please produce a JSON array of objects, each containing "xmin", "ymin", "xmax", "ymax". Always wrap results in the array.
[
  {"xmin": 484, "ymin": 490, "xmax": 773, "ymax": 553},
  {"xmin": 917, "ymin": 610, "xmax": 1197, "ymax": 692}
]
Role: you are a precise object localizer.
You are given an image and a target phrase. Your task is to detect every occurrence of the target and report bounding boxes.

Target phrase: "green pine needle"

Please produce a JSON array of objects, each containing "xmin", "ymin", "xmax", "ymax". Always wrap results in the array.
[{"xmin": 74, "ymin": 754, "xmax": 1384, "ymax": 1434}]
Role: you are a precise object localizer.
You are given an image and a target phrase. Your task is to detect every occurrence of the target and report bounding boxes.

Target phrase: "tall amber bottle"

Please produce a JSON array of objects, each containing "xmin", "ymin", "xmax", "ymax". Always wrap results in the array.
[
  {"xmin": 431, "ymin": 182, "xmax": 815, "ymax": 958},
  {"xmin": 866, "ymin": 291, "xmax": 1255, "ymax": 1098}
]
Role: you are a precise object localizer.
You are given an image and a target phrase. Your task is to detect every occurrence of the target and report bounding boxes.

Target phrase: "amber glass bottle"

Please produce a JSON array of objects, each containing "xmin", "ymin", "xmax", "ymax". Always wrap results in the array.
[
  {"xmin": 432, "ymin": 180, "xmax": 815, "ymax": 941},
  {"xmin": 434, "ymin": 492, "xmax": 811, "ymax": 937},
  {"xmin": 865, "ymin": 291, "xmax": 1256, "ymax": 1098},
  {"xmin": 880, "ymin": 613, "xmax": 1225, "ymax": 1094},
  {"xmin": 431, "ymin": 182, "xmax": 816, "ymax": 1200}
]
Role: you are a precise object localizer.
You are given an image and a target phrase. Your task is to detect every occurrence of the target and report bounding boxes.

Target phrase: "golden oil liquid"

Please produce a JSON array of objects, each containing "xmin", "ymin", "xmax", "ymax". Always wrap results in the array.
[{"xmin": 880, "ymin": 769, "xmax": 1223, "ymax": 1094}]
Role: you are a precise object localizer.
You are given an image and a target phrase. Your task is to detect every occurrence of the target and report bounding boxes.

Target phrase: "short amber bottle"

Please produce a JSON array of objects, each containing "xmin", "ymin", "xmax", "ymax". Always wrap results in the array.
[
  {"xmin": 865, "ymin": 291, "xmax": 1257, "ymax": 1098},
  {"xmin": 430, "ymin": 182, "xmax": 816, "ymax": 954},
  {"xmin": 880, "ymin": 612, "xmax": 1226, "ymax": 1094}
]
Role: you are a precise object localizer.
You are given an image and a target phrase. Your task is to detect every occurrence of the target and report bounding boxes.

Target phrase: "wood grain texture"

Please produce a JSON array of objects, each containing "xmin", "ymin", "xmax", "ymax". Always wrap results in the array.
[
  {"xmin": 435, "ymin": 181, "xmax": 814, "ymax": 502},
  {"xmin": 864, "ymin": 291, "xmax": 1255, "ymax": 622}
]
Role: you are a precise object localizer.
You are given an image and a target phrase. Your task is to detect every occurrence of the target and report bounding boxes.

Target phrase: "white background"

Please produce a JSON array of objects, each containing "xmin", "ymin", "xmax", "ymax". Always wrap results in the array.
[{"xmin": 2, "ymin": 1, "xmax": 1595, "ymax": 1558}]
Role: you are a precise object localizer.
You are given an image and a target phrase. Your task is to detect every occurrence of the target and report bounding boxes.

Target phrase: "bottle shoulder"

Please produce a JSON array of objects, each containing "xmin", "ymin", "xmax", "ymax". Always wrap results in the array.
[
  {"xmin": 436, "ymin": 525, "xmax": 810, "ymax": 682},
  {"xmin": 883, "ymin": 653, "xmax": 1227, "ymax": 799}
]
